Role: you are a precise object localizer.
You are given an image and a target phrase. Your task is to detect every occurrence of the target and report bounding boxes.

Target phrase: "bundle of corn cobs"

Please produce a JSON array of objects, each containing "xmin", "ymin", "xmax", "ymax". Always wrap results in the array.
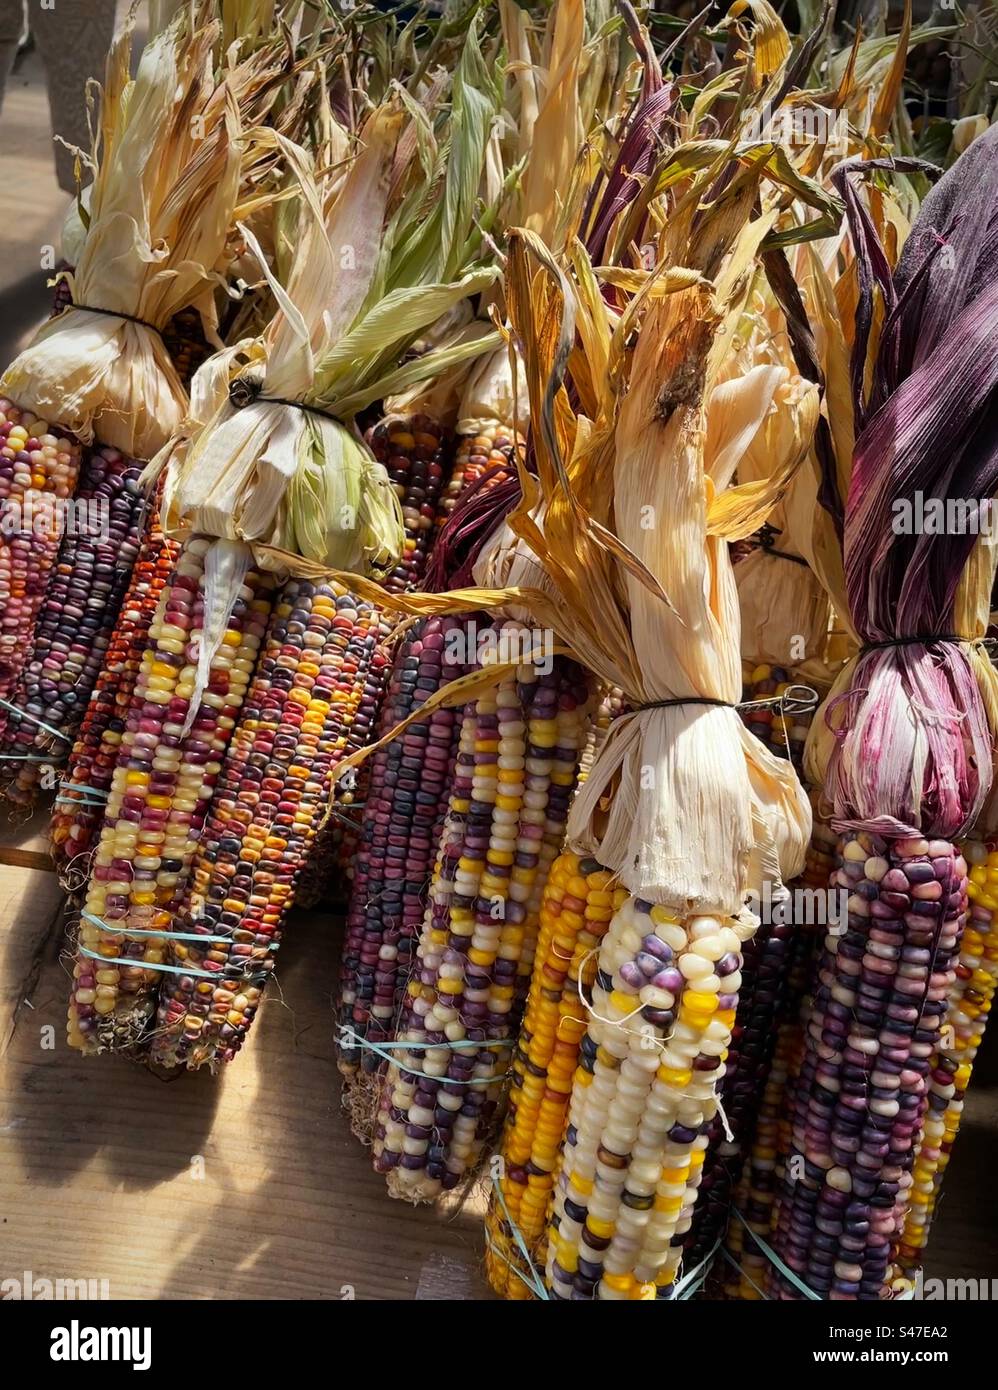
[{"xmin": 7, "ymin": 0, "xmax": 998, "ymax": 1309}]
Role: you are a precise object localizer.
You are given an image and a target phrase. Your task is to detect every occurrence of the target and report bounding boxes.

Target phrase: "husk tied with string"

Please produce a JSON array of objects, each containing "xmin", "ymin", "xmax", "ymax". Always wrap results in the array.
[
  {"xmin": 770, "ymin": 130, "xmax": 998, "ymax": 1300},
  {"xmin": 484, "ymin": 95, "xmax": 835, "ymax": 1291},
  {"xmin": 1, "ymin": 8, "xmax": 286, "ymax": 461}
]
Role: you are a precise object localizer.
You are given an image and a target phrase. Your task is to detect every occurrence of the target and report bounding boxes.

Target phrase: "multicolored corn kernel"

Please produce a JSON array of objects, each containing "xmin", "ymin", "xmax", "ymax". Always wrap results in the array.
[
  {"xmin": 150, "ymin": 581, "xmax": 382, "ymax": 1070},
  {"xmin": 722, "ymin": 816, "xmax": 837, "ymax": 1299},
  {"xmin": 435, "ymin": 423, "xmax": 519, "ymax": 525},
  {"xmin": 0, "ymin": 400, "xmax": 82, "ymax": 716},
  {"xmin": 337, "ymin": 616, "xmax": 468, "ymax": 1084},
  {"xmin": 50, "ymin": 504, "xmax": 179, "ymax": 881},
  {"xmin": 486, "ymin": 853, "xmax": 622, "ymax": 1299},
  {"xmin": 367, "ymin": 416, "xmax": 448, "ymax": 595},
  {"xmin": 372, "ymin": 642, "xmax": 588, "ymax": 1201},
  {"xmin": 890, "ymin": 838, "xmax": 998, "ymax": 1282},
  {"xmin": 768, "ymin": 832, "xmax": 966, "ymax": 1300},
  {"xmin": 578, "ymin": 686, "xmax": 625, "ymax": 785},
  {"xmin": 67, "ymin": 537, "xmax": 274, "ymax": 1053},
  {"xmin": 0, "ymin": 446, "xmax": 145, "ymax": 804},
  {"xmin": 544, "ymin": 895, "xmax": 752, "ymax": 1301}
]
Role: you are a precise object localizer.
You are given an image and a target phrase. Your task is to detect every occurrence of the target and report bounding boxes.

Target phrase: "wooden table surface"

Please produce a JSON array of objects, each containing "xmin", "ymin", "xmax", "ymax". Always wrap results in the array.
[{"xmin": 0, "ymin": 806, "xmax": 491, "ymax": 1301}]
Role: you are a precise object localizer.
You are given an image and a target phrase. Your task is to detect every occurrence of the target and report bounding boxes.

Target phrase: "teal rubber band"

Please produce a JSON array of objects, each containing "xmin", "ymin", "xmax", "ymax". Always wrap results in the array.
[
  {"xmin": 54, "ymin": 794, "xmax": 105, "ymax": 808},
  {"xmin": 484, "ymin": 1230, "xmax": 545, "ymax": 1298},
  {"xmin": 491, "ymin": 1175, "xmax": 550, "ymax": 1300},
  {"xmin": 717, "ymin": 1243, "xmax": 771, "ymax": 1300},
  {"xmin": 55, "ymin": 782, "xmax": 109, "ymax": 801},
  {"xmin": 336, "ymin": 1024, "xmax": 513, "ymax": 1052},
  {"xmin": 730, "ymin": 1208, "xmax": 821, "ymax": 1301},
  {"xmin": 78, "ymin": 946, "xmax": 218, "ymax": 978},
  {"xmin": 81, "ymin": 910, "xmax": 234, "ymax": 945},
  {"xmin": 0, "ymin": 752, "xmax": 58, "ymax": 762},
  {"xmin": 339, "ymin": 1030, "xmax": 507, "ymax": 1085},
  {"xmin": 0, "ymin": 697, "xmax": 70, "ymax": 743},
  {"xmin": 672, "ymin": 1237, "xmax": 722, "ymax": 1300},
  {"xmin": 80, "ymin": 911, "xmax": 280, "ymax": 955}
]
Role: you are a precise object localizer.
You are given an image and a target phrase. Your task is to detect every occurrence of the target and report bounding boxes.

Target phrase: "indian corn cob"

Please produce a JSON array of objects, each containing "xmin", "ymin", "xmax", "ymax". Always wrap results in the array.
[
  {"xmin": 149, "ymin": 581, "xmax": 382, "ymax": 1070},
  {"xmin": 294, "ymin": 418, "xmax": 458, "ymax": 910},
  {"xmin": 0, "ymin": 446, "xmax": 145, "ymax": 804},
  {"xmin": 436, "ymin": 423, "xmax": 520, "ymax": 525},
  {"xmin": 0, "ymin": 401, "xmax": 83, "ymax": 713},
  {"xmin": 545, "ymin": 893, "xmax": 759, "ymax": 1301},
  {"xmin": 372, "ymin": 643, "xmax": 588, "ymax": 1199},
  {"xmin": 890, "ymin": 838, "xmax": 998, "ymax": 1282},
  {"xmin": 721, "ymin": 815, "xmax": 838, "ymax": 1299},
  {"xmin": 67, "ymin": 536, "xmax": 274, "ymax": 1053},
  {"xmin": 337, "ymin": 616, "xmax": 468, "ymax": 1084},
  {"xmin": 683, "ymin": 673, "xmax": 823, "ymax": 1282},
  {"xmin": 369, "ymin": 416, "xmax": 449, "ymax": 595},
  {"xmin": 767, "ymin": 833, "xmax": 967, "ymax": 1299},
  {"xmin": 781, "ymin": 135, "xmax": 998, "ymax": 1301},
  {"xmin": 485, "ymin": 853, "xmax": 622, "ymax": 1299},
  {"xmin": 50, "ymin": 503, "xmax": 180, "ymax": 884}
]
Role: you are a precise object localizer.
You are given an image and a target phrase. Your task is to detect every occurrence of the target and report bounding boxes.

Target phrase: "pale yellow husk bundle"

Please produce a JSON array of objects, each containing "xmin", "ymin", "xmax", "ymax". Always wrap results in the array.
[
  {"xmin": 490, "ymin": 213, "xmax": 814, "ymax": 915},
  {"xmin": 158, "ymin": 115, "xmax": 408, "ymax": 579},
  {"xmin": 565, "ymin": 287, "xmax": 813, "ymax": 910},
  {"xmin": 1, "ymin": 12, "xmax": 261, "ymax": 459}
]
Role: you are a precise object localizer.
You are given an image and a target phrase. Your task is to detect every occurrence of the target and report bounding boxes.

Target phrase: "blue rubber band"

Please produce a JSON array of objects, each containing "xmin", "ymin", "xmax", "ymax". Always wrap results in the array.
[
  {"xmin": 729, "ymin": 1207, "xmax": 821, "ymax": 1300},
  {"xmin": 337, "ymin": 1023, "xmax": 513, "ymax": 1053},
  {"xmin": 337, "ymin": 1028, "xmax": 507, "ymax": 1085},
  {"xmin": 54, "ymin": 794, "xmax": 105, "ymax": 808},
  {"xmin": 717, "ymin": 1242, "xmax": 771, "ymax": 1300},
  {"xmin": 490, "ymin": 1176, "xmax": 550, "ymax": 1300},
  {"xmin": 55, "ymin": 782, "xmax": 109, "ymax": 801},
  {"xmin": 672, "ymin": 1238, "xmax": 722, "ymax": 1300},
  {"xmin": 0, "ymin": 753, "xmax": 58, "ymax": 762},
  {"xmin": 0, "ymin": 697, "xmax": 70, "ymax": 743},
  {"xmin": 78, "ymin": 946, "xmax": 219, "ymax": 978},
  {"xmin": 77, "ymin": 906, "xmax": 280, "ymax": 950}
]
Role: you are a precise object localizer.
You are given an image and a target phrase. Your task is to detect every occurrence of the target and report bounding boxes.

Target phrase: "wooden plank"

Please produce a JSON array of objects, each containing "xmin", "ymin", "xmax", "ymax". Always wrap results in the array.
[{"xmin": 0, "ymin": 847, "xmax": 56, "ymax": 872}]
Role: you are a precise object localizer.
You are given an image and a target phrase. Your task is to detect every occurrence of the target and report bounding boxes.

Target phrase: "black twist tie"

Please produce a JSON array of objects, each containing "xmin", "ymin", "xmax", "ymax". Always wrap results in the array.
[
  {"xmin": 228, "ymin": 376, "xmax": 342, "ymax": 426},
  {"xmin": 619, "ymin": 687, "xmax": 820, "ymax": 720},
  {"xmin": 758, "ymin": 524, "xmax": 808, "ymax": 567},
  {"xmin": 635, "ymin": 697, "xmax": 734, "ymax": 712},
  {"xmin": 861, "ymin": 634, "xmax": 965, "ymax": 653},
  {"xmin": 70, "ymin": 304, "xmax": 164, "ymax": 338}
]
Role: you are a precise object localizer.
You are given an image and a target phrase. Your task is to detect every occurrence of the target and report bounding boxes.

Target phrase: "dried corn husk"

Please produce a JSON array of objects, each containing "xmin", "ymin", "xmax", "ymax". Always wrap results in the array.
[
  {"xmin": 804, "ymin": 135, "xmax": 998, "ymax": 838},
  {"xmin": 1, "ymin": 11, "xmax": 275, "ymax": 458},
  {"xmin": 492, "ymin": 213, "xmax": 814, "ymax": 912}
]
